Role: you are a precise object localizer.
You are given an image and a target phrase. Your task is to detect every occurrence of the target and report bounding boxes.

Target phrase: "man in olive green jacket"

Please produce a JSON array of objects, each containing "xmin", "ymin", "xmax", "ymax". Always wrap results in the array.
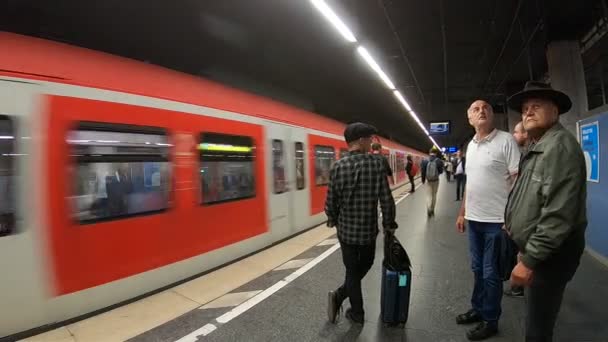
[{"xmin": 505, "ymin": 81, "xmax": 587, "ymax": 341}]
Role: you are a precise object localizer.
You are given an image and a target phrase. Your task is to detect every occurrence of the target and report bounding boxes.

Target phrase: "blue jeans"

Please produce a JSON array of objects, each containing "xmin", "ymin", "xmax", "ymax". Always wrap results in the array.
[{"xmin": 468, "ymin": 220, "xmax": 503, "ymax": 326}]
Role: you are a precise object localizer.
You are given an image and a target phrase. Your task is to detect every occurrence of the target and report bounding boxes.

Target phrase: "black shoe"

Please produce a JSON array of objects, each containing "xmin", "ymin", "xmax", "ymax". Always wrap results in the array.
[
  {"xmin": 466, "ymin": 321, "xmax": 498, "ymax": 341},
  {"xmin": 327, "ymin": 291, "xmax": 342, "ymax": 323},
  {"xmin": 504, "ymin": 287, "xmax": 524, "ymax": 297},
  {"xmin": 345, "ymin": 308, "xmax": 364, "ymax": 324},
  {"xmin": 456, "ymin": 309, "xmax": 482, "ymax": 325}
]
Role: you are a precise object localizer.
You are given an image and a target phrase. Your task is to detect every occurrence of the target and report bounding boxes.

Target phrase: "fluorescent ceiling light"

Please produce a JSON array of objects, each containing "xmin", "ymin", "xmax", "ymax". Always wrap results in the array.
[
  {"xmin": 309, "ymin": 1, "xmax": 440, "ymax": 150},
  {"xmin": 393, "ymin": 91, "xmax": 413, "ymax": 112},
  {"xmin": 310, "ymin": 0, "xmax": 357, "ymax": 43},
  {"xmin": 357, "ymin": 46, "xmax": 396, "ymax": 90}
]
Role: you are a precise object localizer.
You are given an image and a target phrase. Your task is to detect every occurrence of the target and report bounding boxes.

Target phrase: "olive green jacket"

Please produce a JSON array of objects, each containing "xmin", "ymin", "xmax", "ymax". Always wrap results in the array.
[{"xmin": 505, "ymin": 123, "xmax": 587, "ymax": 270}]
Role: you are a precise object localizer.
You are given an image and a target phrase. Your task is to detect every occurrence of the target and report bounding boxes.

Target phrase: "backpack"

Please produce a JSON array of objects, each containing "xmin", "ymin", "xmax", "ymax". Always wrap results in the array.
[
  {"xmin": 426, "ymin": 159, "xmax": 439, "ymax": 181},
  {"xmin": 410, "ymin": 163, "xmax": 419, "ymax": 176}
]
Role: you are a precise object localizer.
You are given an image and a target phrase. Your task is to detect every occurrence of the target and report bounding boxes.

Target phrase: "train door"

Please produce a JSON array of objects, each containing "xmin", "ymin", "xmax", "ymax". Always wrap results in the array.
[
  {"xmin": 0, "ymin": 79, "xmax": 46, "ymax": 335},
  {"xmin": 266, "ymin": 122, "xmax": 292, "ymax": 240},
  {"xmin": 289, "ymin": 128, "xmax": 309, "ymax": 232}
]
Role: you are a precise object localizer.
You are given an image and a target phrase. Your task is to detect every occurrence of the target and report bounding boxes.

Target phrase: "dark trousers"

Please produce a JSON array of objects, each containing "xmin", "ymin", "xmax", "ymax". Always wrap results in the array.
[
  {"xmin": 408, "ymin": 174, "xmax": 415, "ymax": 191},
  {"xmin": 524, "ymin": 269, "xmax": 569, "ymax": 341},
  {"xmin": 337, "ymin": 241, "xmax": 376, "ymax": 318},
  {"xmin": 468, "ymin": 221, "xmax": 503, "ymax": 326},
  {"xmin": 455, "ymin": 174, "xmax": 466, "ymax": 200}
]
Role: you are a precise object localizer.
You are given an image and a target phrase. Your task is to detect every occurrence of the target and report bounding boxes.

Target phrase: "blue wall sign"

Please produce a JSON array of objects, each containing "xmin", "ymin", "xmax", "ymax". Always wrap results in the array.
[{"xmin": 580, "ymin": 121, "xmax": 600, "ymax": 182}]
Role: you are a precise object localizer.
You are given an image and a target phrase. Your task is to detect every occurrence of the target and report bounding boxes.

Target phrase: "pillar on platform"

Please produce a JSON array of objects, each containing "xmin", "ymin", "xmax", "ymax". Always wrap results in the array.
[{"xmin": 546, "ymin": 40, "xmax": 588, "ymax": 136}]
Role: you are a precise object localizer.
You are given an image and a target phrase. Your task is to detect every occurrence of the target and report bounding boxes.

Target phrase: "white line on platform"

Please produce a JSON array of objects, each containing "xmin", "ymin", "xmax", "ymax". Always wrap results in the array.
[
  {"xmin": 174, "ymin": 323, "xmax": 217, "ymax": 342},
  {"xmin": 172, "ymin": 183, "xmax": 420, "ymax": 341},
  {"xmin": 216, "ymin": 243, "xmax": 340, "ymax": 324}
]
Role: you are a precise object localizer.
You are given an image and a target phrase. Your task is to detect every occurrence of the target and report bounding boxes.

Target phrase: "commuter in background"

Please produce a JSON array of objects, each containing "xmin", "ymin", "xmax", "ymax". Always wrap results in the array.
[
  {"xmin": 371, "ymin": 142, "xmax": 393, "ymax": 178},
  {"xmin": 325, "ymin": 122, "xmax": 398, "ymax": 325},
  {"xmin": 512, "ymin": 121, "xmax": 529, "ymax": 151},
  {"xmin": 420, "ymin": 157, "xmax": 427, "ymax": 184},
  {"xmin": 455, "ymin": 100, "xmax": 520, "ymax": 340},
  {"xmin": 405, "ymin": 155, "xmax": 415, "ymax": 192},
  {"xmin": 422, "ymin": 147, "xmax": 443, "ymax": 217},
  {"xmin": 503, "ymin": 120, "xmax": 529, "ymax": 298},
  {"xmin": 505, "ymin": 82, "xmax": 587, "ymax": 341},
  {"xmin": 445, "ymin": 157, "xmax": 454, "ymax": 182},
  {"xmin": 454, "ymin": 150, "xmax": 466, "ymax": 201}
]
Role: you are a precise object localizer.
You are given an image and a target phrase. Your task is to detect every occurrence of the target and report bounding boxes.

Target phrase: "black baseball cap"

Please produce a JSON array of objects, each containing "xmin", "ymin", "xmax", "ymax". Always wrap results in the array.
[{"xmin": 344, "ymin": 122, "xmax": 378, "ymax": 143}]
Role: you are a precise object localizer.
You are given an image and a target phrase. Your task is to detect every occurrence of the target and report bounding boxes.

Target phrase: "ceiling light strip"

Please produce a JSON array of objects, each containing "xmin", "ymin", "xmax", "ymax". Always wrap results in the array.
[
  {"xmin": 309, "ymin": 0, "xmax": 440, "ymax": 150},
  {"xmin": 357, "ymin": 47, "xmax": 396, "ymax": 90},
  {"xmin": 310, "ymin": 0, "xmax": 357, "ymax": 43}
]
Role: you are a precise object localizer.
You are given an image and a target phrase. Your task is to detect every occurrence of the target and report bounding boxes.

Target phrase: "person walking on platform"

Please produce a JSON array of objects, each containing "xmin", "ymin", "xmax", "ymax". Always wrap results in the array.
[
  {"xmin": 454, "ymin": 150, "xmax": 466, "ymax": 201},
  {"xmin": 455, "ymin": 100, "xmax": 520, "ymax": 340},
  {"xmin": 505, "ymin": 82, "xmax": 587, "ymax": 342},
  {"xmin": 503, "ymin": 121, "xmax": 529, "ymax": 298},
  {"xmin": 371, "ymin": 142, "xmax": 393, "ymax": 178},
  {"xmin": 421, "ymin": 147, "xmax": 443, "ymax": 217},
  {"xmin": 325, "ymin": 122, "xmax": 398, "ymax": 325},
  {"xmin": 405, "ymin": 155, "xmax": 415, "ymax": 192},
  {"xmin": 445, "ymin": 157, "xmax": 454, "ymax": 182}
]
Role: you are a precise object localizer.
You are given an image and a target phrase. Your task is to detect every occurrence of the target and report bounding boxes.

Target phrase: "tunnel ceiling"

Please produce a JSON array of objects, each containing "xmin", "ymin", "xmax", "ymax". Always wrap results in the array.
[{"xmin": 0, "ymin": 0, "xmax": 600, "ymax": 151}]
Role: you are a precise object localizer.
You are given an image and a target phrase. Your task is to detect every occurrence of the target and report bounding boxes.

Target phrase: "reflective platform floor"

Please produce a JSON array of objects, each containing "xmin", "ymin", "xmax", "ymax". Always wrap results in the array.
[{"xmin": 23, "ymin": 180, "xmax": 608, "ymax": 342}]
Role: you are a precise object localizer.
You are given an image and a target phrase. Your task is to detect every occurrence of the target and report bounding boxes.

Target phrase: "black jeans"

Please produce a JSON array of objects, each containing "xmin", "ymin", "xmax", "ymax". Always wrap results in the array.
[
  {"xmin": 455, "ymin": 174, "xmax": 466, "ymax": 200},
  {"xmin": 337, "ymin": 241, "xmax": 376, "ymax": 318},
  {"xmin": 525, "ymin": 270, "xmax": 569, "ymax": 341},
  {"xmin": 408, "ymin": 174, "xmax": 416, "ymax": 191}
]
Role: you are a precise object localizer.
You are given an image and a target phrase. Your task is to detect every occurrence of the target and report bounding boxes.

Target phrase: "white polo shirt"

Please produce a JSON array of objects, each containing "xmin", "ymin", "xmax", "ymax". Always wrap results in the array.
[{"xmin": 465, "ymin": 129, "xmax": 520, "ymax": 223}]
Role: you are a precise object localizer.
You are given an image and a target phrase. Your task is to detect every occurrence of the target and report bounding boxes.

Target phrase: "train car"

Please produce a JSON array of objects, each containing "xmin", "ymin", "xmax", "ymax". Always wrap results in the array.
[{"xmin": 0, "ymin": 32, "xmax": 425, "ymax": 338}]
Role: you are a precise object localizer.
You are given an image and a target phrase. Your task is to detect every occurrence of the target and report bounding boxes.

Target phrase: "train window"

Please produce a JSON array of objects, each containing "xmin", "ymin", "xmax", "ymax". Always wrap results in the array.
[
  {"xmin": 396, "ymin": 154, "xmax": 405, "ymax": 172},
  {"xmin": 272, "ymin": 140, "xmax": 287, "ymax": 194},
  {"xmin": 68, "ymin": 122, "xmax": 171, "ymax": 224},
  {"xmin": 0, "ymin": 115, "xmax": 16, "ymax": 237},
  {"xmin": 199, "ymin": 133, "xmax": 255, "ymax": 204},
  {"xmin": 314, "ymin": 145, "xmax": 335, "ymax": 186},
  {"xmin": 339, "ymin": 148, "xmax": 349, "ymax": 159},
  {"xmin": 295, "ymin": 142, "xmax": 305, "ymax": 190}
]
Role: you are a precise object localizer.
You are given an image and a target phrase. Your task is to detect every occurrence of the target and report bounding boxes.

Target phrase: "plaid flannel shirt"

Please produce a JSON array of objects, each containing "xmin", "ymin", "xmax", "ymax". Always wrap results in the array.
[{"xmin": 325, "ymin": 151, "xmax": 397, "ymax": 245}]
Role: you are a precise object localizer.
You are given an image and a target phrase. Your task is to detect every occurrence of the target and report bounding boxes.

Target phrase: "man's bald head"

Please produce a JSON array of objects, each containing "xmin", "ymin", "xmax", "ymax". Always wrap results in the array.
[
  {"xmin": 467, "ymin": 100, "xmax": 495, "ymax": 131},
  {"xmin": 513, "ymin": 121, "xmax": 528, "ymax": 147}
]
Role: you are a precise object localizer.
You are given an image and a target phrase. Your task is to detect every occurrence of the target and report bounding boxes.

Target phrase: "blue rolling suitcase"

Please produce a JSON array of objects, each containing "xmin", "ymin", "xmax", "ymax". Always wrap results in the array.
[{"xmin": 380, "ymin": 232, "xmax": 412, "ymax": 327}]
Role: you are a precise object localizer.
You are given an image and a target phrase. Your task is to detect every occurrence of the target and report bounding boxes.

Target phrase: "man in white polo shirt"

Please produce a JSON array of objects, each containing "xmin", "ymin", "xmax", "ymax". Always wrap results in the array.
[{"xmin": 455, "ymin": 100, "xmax": 520, "ymax": 341}]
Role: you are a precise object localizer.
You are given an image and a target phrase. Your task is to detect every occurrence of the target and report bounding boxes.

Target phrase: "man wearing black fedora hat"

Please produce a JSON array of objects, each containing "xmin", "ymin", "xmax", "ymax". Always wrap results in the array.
[{"xmin": 505, "ymin": 81, "xmax": 587, "ymax": 341}]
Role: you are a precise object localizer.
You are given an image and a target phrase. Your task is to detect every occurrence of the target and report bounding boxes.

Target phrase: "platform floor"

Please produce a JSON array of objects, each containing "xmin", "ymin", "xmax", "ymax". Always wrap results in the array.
[{"xmin": 25, "ymin": 179, "xmax": 608, "ymax": 342}]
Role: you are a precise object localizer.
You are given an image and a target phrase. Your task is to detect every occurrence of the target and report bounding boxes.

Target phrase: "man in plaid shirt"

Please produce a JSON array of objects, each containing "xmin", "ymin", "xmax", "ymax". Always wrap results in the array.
[{"xmin": 326, "ymin": 122, "xmax": 398, "ymax": 325}]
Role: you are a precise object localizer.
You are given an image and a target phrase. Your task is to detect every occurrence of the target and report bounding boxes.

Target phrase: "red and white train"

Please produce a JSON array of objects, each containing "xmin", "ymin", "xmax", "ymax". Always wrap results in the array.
[{"xmin": 0, "ymin": 32, "xmax": 424, "ymax": 338}]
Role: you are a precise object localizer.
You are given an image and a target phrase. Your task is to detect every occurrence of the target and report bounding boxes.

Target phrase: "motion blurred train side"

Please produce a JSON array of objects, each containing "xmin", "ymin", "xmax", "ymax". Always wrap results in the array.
[{"xmin": 0, "ymin": 32, "xmax": 424, "ymax": 338}]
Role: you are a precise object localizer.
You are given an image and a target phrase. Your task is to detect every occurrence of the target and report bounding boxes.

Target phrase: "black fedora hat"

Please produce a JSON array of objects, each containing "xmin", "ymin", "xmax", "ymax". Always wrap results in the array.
[{"xmin": 507, "ymin": 81, "xmax": 572, "ymax": 114}]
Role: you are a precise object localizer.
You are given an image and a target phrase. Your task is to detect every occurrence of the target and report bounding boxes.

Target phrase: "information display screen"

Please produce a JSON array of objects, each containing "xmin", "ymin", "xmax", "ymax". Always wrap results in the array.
[{"xmin": 429, "ymin": 121, "xmax": 450, "ymax": 135}]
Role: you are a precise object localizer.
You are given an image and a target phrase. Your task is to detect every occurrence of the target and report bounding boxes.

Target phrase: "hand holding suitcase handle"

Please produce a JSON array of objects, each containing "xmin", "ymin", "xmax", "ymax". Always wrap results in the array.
[{"xmin": 384, "ymin": 222, "xmax": 398, "ymax": 235}]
